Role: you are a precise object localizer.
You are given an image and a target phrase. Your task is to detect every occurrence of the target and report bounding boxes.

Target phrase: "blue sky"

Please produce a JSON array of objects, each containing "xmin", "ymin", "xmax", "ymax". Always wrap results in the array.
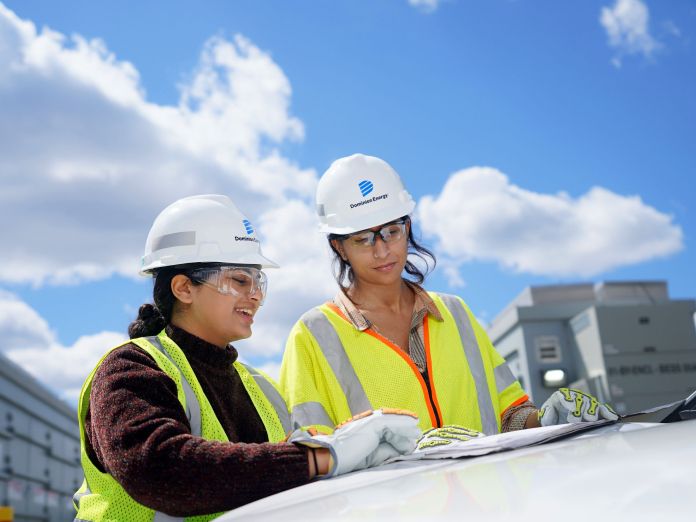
[{"xmin": 0, "ymin": 0, "xmax": 694, "ymax": 403}]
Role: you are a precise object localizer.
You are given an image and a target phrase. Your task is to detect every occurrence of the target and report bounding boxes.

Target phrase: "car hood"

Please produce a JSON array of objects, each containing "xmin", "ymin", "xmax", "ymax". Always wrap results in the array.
[{"xmin": 218, "ymin": 420, "xmax": 696, "ymax": 521}]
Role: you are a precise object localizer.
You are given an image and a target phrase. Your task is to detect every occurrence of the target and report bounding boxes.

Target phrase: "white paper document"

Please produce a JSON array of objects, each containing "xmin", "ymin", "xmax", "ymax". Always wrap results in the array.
[{"xmin": 388, "ymin": 420, "xmax": 614, "ymax": 463}]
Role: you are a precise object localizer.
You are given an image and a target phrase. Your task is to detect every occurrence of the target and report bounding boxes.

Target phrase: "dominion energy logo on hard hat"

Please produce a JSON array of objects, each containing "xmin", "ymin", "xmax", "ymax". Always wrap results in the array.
[
  {"xmin": 350, "ymin": 179, "xmax": 388, "ymax": 209},
  {"xmin": 236, "ymin": 219, "xmax": 259, "ymax": 242},
  {"xmin": 358, "ymin": 180, "xmax": 374, "ymax": 197}
]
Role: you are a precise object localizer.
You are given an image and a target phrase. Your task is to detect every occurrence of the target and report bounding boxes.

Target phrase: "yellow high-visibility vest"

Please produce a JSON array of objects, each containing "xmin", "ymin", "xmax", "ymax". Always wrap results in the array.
[
  {"xmin": 74, "ymin": 330, "xmax": 291, "ymax": 522},
  {"xmin": 280, "ymin": 292, "xmax": 528, "ymax": 434}
]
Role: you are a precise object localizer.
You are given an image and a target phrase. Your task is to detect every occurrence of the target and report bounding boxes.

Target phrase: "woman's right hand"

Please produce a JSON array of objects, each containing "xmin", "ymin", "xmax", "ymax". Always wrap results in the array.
[{"xmin": 290, "ymin": 408, "xmax": 421, "ymax": 478}]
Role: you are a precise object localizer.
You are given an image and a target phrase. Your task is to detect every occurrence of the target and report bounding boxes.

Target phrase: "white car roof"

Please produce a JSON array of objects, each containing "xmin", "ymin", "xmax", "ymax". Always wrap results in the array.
[{"xmin": 217, "ymin": 420, "xmax": 696, "ymax": 521}]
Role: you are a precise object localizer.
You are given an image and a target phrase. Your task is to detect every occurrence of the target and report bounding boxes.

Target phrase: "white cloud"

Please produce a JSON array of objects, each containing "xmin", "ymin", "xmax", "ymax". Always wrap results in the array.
[
  {"xmin": 439, "ymin": 259, "xmax": 467, "ymax": 289},
  {"xmin": 417, "ymin": 166, "xmax": 683, "ymax": 278},
  {"xmin": 0, "ymin": 3, "xmax": 316, "ymax": 287},
  {"xmin": 600, "ymin": 0, "xmax": 660, "ymax": 67},
  {"xmin": 0, "ymin": 290, "xmax": 126, "ymax": 404},
  {"xmin": 408, "ymin": 0, "xmax": 440, "ymax": 13},
  {"xmin": 251, "ymin": 360, "xmax": 282, "ymax": 382},
  {"xmin": 234, "ymin": 200, "xmax": 336, "ymax": 358},
  {"xmin": 661, "ymin": 20, "xmax": 680, "ymax": 39},
  {"xmin": 0, "ymin": 289, "xmax": 54, "ymax": 350},
  {"xmin": 7, "ymin": 331, "xmax": 127, "ymax": 404},
  {"xmin": 0, "ymin": 4, "xmax": 340, "ymax": 398}
]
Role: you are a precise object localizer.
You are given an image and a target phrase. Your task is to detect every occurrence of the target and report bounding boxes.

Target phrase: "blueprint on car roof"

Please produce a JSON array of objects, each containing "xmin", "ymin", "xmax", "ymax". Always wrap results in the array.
[{"xmin": 387, "ymin": 420, "xmax": 616, "ymax": 462}]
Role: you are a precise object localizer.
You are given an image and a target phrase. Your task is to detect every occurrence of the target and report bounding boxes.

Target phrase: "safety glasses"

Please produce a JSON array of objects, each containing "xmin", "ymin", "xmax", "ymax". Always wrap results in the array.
[
  {"xmin": 339, "ymin": 219, "xmax": 407, "ymax": 248},
  {"xmin": 189, "ymin": 266, "xmax": 268, "ymax": 304}
]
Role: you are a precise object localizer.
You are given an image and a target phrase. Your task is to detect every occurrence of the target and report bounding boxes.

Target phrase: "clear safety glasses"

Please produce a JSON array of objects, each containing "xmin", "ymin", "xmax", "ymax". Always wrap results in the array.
[
  {"xmin": 189, "ymin": 266, "xmax": 268, "ymax": 304},
  {"xmin": 340, "ymin": 220, "xmax": 407, "ymax": 248}
]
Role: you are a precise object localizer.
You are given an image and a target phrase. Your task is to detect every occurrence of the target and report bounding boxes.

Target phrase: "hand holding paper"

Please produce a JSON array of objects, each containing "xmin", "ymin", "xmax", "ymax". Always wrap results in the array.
[
  {"xmin": 539, "ymin": 388, "xmax": 618, "ymax": 426},
  {"xmin": 415, "ymin": 425, "xmax": 485, "ymax": 452}
]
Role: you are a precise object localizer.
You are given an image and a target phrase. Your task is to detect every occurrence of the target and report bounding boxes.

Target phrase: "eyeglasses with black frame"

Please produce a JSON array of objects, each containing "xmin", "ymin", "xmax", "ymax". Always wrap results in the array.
[
  {"xmin": 188, "ymin": 266, "xmax": 268, "ymax": 304},
  {"xmin": 338, "ymin": 219, "xmax": 408, "ymax": 248}
]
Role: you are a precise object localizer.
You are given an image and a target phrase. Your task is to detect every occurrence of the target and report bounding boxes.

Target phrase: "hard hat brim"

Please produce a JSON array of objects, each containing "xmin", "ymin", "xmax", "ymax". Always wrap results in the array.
[
  {"xmin": 140, "ymin": 251, "xmax": 279, "ymax": 275},
  {"xmin": 319, "ymin": 201, "xmax": 415, "ymax": 235}
]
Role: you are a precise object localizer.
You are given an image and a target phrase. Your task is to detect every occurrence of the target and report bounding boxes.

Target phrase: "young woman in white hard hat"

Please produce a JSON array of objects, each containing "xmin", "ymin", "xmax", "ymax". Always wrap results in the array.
[
  {"xmin": 73, "ymin": 194, "xmax": 421, "ymax": 521},
  {"xmin": 280, "ymin": 154, "xmax": 618, "ymax": 437}
]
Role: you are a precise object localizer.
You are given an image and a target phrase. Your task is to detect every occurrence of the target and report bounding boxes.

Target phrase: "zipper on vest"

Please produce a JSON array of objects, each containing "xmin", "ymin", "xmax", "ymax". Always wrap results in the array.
[{"xmin": 420, "ymin": 368, "xmax": 441, "ymax": 427}]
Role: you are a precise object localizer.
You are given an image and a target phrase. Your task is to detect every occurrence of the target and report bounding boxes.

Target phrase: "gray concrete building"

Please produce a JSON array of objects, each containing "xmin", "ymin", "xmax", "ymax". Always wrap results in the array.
[
  {"xmin": 0, "ymin": 351, "xmax": 81, "ymax": 522},
  {"xmin": 488, "ymin": 281, "xmax": 696, "ymax": 415}
]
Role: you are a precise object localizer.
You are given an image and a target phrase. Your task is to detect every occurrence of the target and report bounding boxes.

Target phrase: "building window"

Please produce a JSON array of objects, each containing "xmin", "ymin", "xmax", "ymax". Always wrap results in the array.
[{"xmin": 534, "ymin": 336, "xmax": 562, "ymax": 364}]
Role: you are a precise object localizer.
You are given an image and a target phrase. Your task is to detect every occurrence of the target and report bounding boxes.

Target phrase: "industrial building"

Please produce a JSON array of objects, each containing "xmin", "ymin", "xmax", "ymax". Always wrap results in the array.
[
  {"xmin": 488, "ymin": 281, "xmax": 696, "ymax": 414},
  {"xmin": 0, "ymin": 351, "xmax": 81, "ymax": 522}
]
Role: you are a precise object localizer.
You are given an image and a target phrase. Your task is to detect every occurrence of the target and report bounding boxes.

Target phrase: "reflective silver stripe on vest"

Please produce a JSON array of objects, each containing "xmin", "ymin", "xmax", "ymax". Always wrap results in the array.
[
  {"xmin": 301, "ymin": 308, "xmax": 372, "ymax": 416},
  {"xmin": 239, "ymin": 362, "xmax": 293, "ymax": 434},
  {"xmin": 72, "ymin": 482, "xmax": 90, "ymax": 515},
  {"xmin": 153, "ymin": 513, "xmax": 184, "ymax": 522},
  {"xmin": 438, "ymin": 294, "xmax": 499, "ymax": 435},
  {"xmin": 73, "ymin": 489, "xmax": 89, "ymax": 507},
  {"xmin": 147, "ymin": 336, "xmax": 202, "ymax": 437},
  {"xmin": 291, "ymin": 401, "xmax": 334, "ymax": 429},
  {"xmin": 494, "ymin": 362, "xmax": 517, "ymax": 394}
]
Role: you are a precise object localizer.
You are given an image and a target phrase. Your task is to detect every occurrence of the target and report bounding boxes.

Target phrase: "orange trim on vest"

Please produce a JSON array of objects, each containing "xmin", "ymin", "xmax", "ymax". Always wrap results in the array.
[
  {"xmin": 324, "ymin": 302, "xmax": 438, "ymax": 427},
  {"xmin": 423, "ymin": 315, "xmax": 444, "ymax": 427},
  {"xmin": 325, "ymin": 302, "xmax": 346, "ymax": 320},
  {"xmin": 501, "ymin": 394, "xmax": 531, "ymax": 418}
]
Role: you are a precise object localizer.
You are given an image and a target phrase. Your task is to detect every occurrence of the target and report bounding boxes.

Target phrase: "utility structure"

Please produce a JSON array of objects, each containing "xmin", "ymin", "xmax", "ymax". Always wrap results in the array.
[
  {"xmin": 488, "ymin": 281, "xmax": 696, "ymax": 415},
  {"xmin": 0, "ymin": 351, "xmax": 81, "ymax": 522}
]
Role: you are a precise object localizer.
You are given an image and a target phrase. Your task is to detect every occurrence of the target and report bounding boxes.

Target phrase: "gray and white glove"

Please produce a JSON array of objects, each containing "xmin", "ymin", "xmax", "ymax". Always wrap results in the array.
[
  {"xmin": 539, "ymin": 388, "xmax": 619, "ymax": 426},
  {"xmin": 415, "ymin": 425, "xmax": 485, "ymax": 452},
  {"xmin": 287, "ymin": 408, "xmax": 421, "ymax": 477}
]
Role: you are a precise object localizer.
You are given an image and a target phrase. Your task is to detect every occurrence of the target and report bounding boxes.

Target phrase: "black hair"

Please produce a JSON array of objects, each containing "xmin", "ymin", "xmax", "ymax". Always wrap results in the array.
[
  {"xmin": 127, "ymin": 265, "xmax": 204, "ymax": 339},
  {"xmin": 327, "ymin": 216, "xmax": 437, "ymax": 289}
]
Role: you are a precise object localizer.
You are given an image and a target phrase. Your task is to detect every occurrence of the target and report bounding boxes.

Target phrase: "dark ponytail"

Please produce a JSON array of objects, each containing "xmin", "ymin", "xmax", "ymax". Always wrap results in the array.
[
  {"xmin": 127, "ymin": 266, "xmax": 203, "ymax": 339},
  {"xmin": 128, "ymin": 303, "xmax": 166, "ymax": 339}
]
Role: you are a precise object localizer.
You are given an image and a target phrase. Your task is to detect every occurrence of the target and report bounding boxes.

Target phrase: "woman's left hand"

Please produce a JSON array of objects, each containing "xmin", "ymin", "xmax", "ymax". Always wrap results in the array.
[{"xmin": 415, "ymin": 425, "xmax": 485, "ymax": 452}]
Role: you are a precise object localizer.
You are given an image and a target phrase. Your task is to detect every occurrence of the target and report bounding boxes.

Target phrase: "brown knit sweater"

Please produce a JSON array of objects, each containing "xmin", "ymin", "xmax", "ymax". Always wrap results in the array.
[{"xmin": 84, "ymin": 325, "xmax": 310, "ymax": 517}]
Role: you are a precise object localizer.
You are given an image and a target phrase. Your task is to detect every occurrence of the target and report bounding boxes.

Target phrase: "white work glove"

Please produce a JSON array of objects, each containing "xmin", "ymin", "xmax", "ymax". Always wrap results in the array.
[
  {"xmin": 415, "ymin": 425, "xmax": 485, "ymax": 452},
  {"xmin": 287, "ymin": 408, "xmax": 421, "ymax": 478},
  {"xmin": 538, "ymin": 388, "xmax": 619, "ymax": 426}
]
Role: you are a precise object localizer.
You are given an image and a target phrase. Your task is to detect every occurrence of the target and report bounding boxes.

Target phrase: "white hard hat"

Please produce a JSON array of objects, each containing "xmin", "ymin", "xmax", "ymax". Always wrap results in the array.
[
  {"xmin": 316, "ymin": 153, "xmax": 416, "ymax": 234},
  {"xmin": 140, "ymin": 194, "xmax": 278, "ymax": 274}
]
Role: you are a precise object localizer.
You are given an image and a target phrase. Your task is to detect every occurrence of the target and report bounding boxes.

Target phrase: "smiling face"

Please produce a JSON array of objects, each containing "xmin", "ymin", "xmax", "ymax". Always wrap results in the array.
[
  {"xmin": 170, "ymin": 271, "xmax": 261, "ymax": 347},
  {"xmin": 332, "ymin": 219, "xmax": 410, "ymax": 288}
]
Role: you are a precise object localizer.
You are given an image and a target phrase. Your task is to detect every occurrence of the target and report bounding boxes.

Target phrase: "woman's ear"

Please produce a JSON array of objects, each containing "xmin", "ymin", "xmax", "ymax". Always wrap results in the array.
[
  {"xmin": 171, "ymin": 274, "xmax": 194, "ymax": 304},
  {"xmin": 331, "ymin": 239, "xmax": 348, "ymax": 262}
]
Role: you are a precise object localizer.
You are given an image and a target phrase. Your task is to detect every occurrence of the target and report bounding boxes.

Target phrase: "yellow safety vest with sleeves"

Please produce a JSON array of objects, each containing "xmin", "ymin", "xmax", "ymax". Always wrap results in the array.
[
  {"xmin": 73, "ymin": 331, "xmax": 292, "ymax": 522},
  {"xmin": 280, "ymin": 292, "xmax": 528, "ymax": 434}
]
